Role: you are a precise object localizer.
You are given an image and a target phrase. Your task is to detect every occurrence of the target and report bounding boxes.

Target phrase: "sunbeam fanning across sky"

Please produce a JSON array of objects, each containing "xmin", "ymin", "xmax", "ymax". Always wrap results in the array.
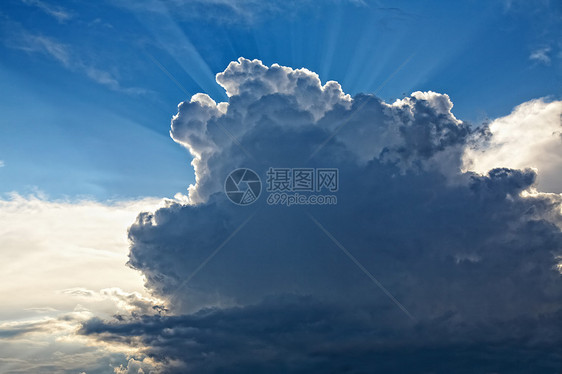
[
  {"xmin": 1, "ymin": 0, "xmax": 561, "ymax": 373},
  {"xmin": 123, "ymin": 0, "xmax": 228, "ymax": 101}
]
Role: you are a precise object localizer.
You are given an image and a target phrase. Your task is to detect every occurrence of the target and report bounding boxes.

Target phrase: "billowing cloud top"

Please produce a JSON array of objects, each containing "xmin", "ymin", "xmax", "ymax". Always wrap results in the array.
[
  {"xmin": 171, "ymin": 58, "xmax": 472, "ymax": 204},
  {"xmin": 83, "ymin": 58, "xmax": 562, "ymax": 373}
]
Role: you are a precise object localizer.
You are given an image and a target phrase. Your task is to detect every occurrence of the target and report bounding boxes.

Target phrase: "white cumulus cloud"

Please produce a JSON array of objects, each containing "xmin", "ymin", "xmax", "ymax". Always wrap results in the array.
[{"xmin": 463, "ymin": 98, "xmax": 562, "ymax": 193}]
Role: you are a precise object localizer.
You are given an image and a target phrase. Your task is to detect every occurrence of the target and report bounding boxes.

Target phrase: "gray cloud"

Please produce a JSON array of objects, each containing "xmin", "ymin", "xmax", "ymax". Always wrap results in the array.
[
  {"xmin": 82, "ymin": 58, "xmax": 562, "ymax": 373},
  {"xmin": 82, "ymin": 296, "xmax": 562, "ymax": 373}
]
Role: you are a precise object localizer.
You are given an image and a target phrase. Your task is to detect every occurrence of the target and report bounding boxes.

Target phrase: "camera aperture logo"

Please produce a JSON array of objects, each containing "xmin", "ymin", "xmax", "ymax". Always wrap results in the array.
[
  {"xmin": 224, "ymin": 168, "xmax": 262, "ymax": 206},
  {"xmin": 225, "ymin": 167, "xmax": 338, "ymax": 206}
]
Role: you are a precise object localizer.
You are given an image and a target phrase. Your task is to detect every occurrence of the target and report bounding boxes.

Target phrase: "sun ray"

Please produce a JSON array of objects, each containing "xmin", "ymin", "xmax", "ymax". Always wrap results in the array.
[{"xmin": 129, "ymin": 0, "xmax": 227, "ymax": 101}]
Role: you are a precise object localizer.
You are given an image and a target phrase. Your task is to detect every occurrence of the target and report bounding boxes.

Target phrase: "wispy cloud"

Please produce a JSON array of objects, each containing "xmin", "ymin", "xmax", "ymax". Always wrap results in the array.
[
  {"xmin": 16, "ymin": 33, "xmax": 71, "ymax": 66},
  {"xmin": 0, "ymin": 160, "xmax": 4, "ymax": 168},
  {"xmin": 84, "ymin": 66, "xmax": 149, "ymax": 95},
  {"xmin": 20, "ymin": 0, "xmax": 72, "ymax": 23},
  {"xmin": 6, "ymin": 27, "xmax": 149, "ymax": 95},
  {"xmin": 115, "ymin": 0, "xmax": 366, "ymax": 24},
  {"xmin": 530, "ymin": 47, "xmax": 552, "ymax": 65}
]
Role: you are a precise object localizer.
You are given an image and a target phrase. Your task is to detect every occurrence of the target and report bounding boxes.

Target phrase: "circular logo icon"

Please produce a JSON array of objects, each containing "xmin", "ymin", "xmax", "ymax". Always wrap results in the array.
[{"xmin": 224, "ymin": 168, "xmax": 261, "ymax": 205}]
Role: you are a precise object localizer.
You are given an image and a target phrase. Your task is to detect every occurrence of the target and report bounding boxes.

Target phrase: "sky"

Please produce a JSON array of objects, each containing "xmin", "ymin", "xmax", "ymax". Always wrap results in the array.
[
  {"xmin": 0, "ymin": 0, "xmax": 562, "ymax": 373},
  {"xmin": 0, "ymin": 0, "xmax": 560, "ymax": 200}
]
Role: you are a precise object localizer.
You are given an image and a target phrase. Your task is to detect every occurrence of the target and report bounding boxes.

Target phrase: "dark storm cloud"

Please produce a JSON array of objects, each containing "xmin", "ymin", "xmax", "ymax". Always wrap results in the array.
[
  {"xmin": 81, "ymin": 296, "xmax": 562, "ymax": 373},
  {"xmin": 81, "ymin": 58, "xmax": 562, "ymax": 373}
]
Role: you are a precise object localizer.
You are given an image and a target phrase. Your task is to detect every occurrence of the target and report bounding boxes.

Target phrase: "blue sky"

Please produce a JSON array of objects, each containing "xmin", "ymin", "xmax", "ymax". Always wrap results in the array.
[
  {"xmin": 1, "ymin": 0, "xmax": 560, "ymax": 200},
  {"xmin": 1, "ymin": 1, "xmax": 562, "ymax": 373}
]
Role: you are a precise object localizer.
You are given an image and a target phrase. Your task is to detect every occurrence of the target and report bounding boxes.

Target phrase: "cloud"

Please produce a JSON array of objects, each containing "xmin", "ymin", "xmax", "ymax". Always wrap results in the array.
[
  {"xmin": 0, "ymin": 305, "xmax": 148, "ymax": 374},
  {"xmin": 1, "ymin": 22, "xmax": 148, "ymax": 95},
  {"xmin": 61, "ymin": 287, "xmax": 166, "ymax": 316},
  {"xmin": 24, "ymin": 307, "xmax": 58, "ymax": 313},
  {"xmin": 20, "ymin": 0, "xmax": 73, "ymax": 23},
  {"xmin": 113, "ymin": 0, "xmax": 365, "ymax": 24},
  {"xmin": 22, "ymin": 0, "xmax": 72, "ymax": 23},
  {"xmin": 15, "ymin": 33, "xmax": 72, "ymax": 66},
  {"xmin": 463, "ymin": 98, "xmax": 562, "ymax": 193},
  {"xmin": 529, "ymin": 46, "xmax": 552, "ymax": 65},
  {"xmin": 83, "ymin": 66, "xmax": 149, "ymax": 95},
  {"xmin": 0, "ymin": 194, "xmax": 168, "ymax": 373},
  {"xmin": 81, "ymin": 296, "xmax": 562, "ymax": 374},
  {"xmin": 0, "ymin": 194, "xmax": 166, "ymax": 321},
  {"xmin": 77, "ymin": 58, "xmax": 562, "ymax": 373},
  {"xmin": 171, "ymin": 58, "xmax": 468, "ymax": 203},
  {"xmin": 0, "ymin": 160, "xmax": 4, "ymax": 167},
  {"xmin": 114, "ymin": 358, "xmax": 159, "ymax": 374}
]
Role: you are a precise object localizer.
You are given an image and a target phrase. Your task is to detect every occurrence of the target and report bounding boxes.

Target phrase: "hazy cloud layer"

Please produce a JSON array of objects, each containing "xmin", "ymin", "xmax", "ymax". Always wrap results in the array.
[
  {"xmin": 0, "ymin": 195, "xmax": 167, "ymax": 373},
  {"xmin": 0, "ymin": 194, "xmax": 164, "ymax": 320},
  {"xmin": 79, "ymin": 58, "xmax": 562, "ymax": 373}
]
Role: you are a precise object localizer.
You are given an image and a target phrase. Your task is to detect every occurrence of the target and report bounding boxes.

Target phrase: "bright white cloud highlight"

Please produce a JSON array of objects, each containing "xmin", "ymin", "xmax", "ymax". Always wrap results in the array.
[{"xmin": 463, "ymin": 99, "xmax": 562, "ymax": 193}]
